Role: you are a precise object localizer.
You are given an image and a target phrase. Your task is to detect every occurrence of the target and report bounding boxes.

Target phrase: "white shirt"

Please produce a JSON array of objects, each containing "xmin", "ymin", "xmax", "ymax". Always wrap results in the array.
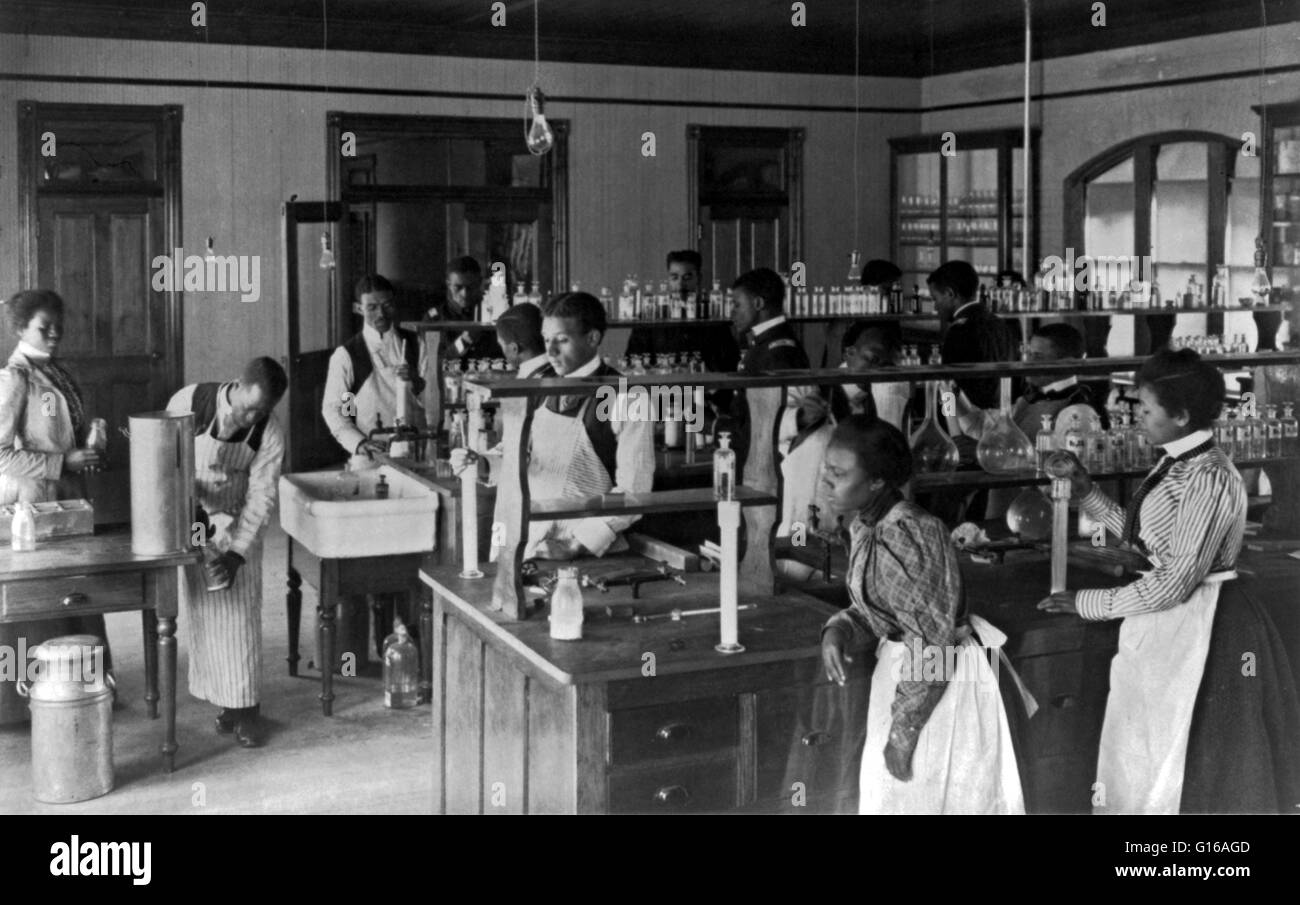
[
  {"xmin": 16, "ymin": 341, "xmax": 49, "ymax": 362},
  {"xmin": 1160, "ymin": 428, "xmax": 1214, "ymax": 460},
  {"xmin": 951, "ymin": 300, "xmax": 981, "ymax": 322},
  {"xmin": 518, "ymin": 353, "xmax": 549, "ymax": 378},
  {"xmin": 1039, "ymin": 376, "xmax": 1078, "ymax": 394},
  {"xmin": 322, "ymin": 325, "xmax": 429, "ymax": 455},
  {"xmin": 750, "ymin": 315, "xmax": 787, "ymax": 338}
]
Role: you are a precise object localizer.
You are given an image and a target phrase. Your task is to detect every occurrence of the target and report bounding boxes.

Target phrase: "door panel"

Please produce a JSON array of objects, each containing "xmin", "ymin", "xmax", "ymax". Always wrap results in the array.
[{"xmin": 37, "ymin": 195, "xmax": 166, "ymax": 523}]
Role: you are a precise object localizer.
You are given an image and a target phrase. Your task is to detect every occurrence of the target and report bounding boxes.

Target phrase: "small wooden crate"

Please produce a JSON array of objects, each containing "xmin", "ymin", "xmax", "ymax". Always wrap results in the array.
[{"xmin": 0, "ymin": 499, "xmax": 95, "ymax": 542}]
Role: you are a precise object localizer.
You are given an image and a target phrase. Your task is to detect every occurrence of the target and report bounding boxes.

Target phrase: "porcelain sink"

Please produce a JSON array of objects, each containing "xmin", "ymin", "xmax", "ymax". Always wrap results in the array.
[{"xmin": 278, "ymin": 465, "xmax": 440, "ymax": 558}]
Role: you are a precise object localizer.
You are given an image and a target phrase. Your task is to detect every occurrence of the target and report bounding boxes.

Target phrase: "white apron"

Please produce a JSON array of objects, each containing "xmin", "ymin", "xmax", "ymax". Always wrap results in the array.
[
  {"xmin": 522, "ymin": 403, "xmax": 621, "ymax": 559},
  {"xmin": 859, "ymin": 614, "xmax": 1025, "ymax": 815},
  {"xmin": 1094, "ymin": 570, "xmax": 1232, "ymax": 815},
  {"xmin": 181, "ymin": 423, "xmax": 263, "ymax": 708}
]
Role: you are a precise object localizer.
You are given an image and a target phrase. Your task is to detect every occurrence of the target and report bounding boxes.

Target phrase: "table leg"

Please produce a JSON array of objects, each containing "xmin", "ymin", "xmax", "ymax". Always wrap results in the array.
[
  {"xmin": 158, "ymin": 614, "xmax": 178, "ymax": 772},
  {"xmin": 287, "ymin": 543, "xmax": 302, "ymax": 677},
  {"xmin": 142, "ymin": 609, "xmax": 159, "ymax": 719},
  {"xmin": 419, "ymin": 589, "xmax": 433, "ymax": 704},
  {"xmin": 319, "ymin": 563, "xmax": 337, "ymax": 717}
]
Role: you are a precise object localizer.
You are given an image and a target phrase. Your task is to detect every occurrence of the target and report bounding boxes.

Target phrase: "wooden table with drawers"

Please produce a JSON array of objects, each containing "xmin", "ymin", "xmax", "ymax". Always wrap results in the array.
[
  {"xmin": 422, "ymin": 559, "xmax": 872, "ymax": 815},
  {"xmin": 0, "ymin": 528, "xmax": 199, "ymax": 773}
]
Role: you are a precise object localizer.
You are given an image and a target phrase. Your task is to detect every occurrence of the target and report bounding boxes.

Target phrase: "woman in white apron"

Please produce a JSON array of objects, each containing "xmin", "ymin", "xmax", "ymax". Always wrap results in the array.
[
  {"xmin": 821, "ymin": 414, "xmax": 1024, "ymax": 814},
  {"xmin": 1037, "ymin": 349, "xmax": 1292, "ymax": 814},
  {"xmin": 0, "ymin": 290, "xmax": 108, "ymax": 724},
  {"xmin": 167, "ymin": 362, "xmax": 285, "ymax": 748}
]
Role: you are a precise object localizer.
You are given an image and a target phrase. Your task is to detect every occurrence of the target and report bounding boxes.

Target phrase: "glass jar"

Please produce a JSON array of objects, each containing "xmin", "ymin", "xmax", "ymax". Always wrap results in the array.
[{"xmin": 382, "ymin": 622, "xmax": 420, "ymax": 709}]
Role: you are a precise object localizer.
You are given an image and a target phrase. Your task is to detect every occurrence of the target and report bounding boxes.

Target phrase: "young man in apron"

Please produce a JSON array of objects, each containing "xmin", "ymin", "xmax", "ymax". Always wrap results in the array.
[
  {"xmin": 1039, "ymin": 349, "xmax": 1300, "ymax": 814},
  {"xmin": 168, "ymin": 357, "xmax": 287, "ymax": 748},
  {"xmin": 526, "ymin": 292, "xmax": 655, "ymax": 561}
]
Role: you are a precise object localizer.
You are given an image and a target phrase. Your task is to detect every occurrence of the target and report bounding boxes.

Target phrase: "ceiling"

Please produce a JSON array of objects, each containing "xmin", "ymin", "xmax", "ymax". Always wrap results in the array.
[{"xmin": 2, "ymin": 0, "xmax": 1292, "ymax": 77}]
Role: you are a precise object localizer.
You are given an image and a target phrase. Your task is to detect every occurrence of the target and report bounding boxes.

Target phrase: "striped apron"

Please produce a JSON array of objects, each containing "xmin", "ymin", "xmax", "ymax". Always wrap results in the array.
[
  {"xmin": 859, "ymin": 615, "xmax": 1026, "ymax": 815},
  {"xmin": 524, "ymin": 403, "xmax": 618, "ymax": 559},
  {"xmin": 181, "ymin": 421, "xmax": 263, "ymax": 708},
  {"xmin": 1094, "ymin": 570, "xmax": 1232, "ymax": 815}
]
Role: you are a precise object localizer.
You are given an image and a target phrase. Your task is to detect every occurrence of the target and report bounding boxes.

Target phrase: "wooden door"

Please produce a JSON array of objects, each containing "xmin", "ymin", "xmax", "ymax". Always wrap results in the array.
[{"xmin": 35, "ymin": 194, "xmax": 168, "ymax": 522}]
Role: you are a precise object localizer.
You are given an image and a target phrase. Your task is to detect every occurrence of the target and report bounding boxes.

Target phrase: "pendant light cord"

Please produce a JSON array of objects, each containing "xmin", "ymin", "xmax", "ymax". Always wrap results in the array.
[
  {"xmin": 852, "ymin": 0, "xmax": 860, "ymax": 253},
  {"xmin": 534, "ymin": 0, "xmax": 541, "ymax": 88}
]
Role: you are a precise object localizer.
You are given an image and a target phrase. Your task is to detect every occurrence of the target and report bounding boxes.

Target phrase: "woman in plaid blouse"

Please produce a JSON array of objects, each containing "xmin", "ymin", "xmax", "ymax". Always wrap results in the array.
[
  {"xmin": 821, "ymin": 415, "xmax": 1024, "ymax": 814},
  {"xmin": 1039, "ymin": 349, "xmax": 1300, "ymax": 813}
]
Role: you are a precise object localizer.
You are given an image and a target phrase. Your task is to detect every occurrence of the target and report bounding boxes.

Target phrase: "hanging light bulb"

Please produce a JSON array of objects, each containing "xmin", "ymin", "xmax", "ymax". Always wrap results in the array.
[
  {"xmin": 525, "ymin": 86, "xmax": 554, "ymax": 157},
  {"xmin": 319, "ymin": 230, "xmax": 336, "ymax": 270},
  {"xmin": 205, "ymin": 236, "xmax": 216, "ymax": 262},
  {"xmin": 1250, "ymin": 236, "xmax": 1272, "ymax": 306},
  {"xmin": 846, "ymin": 250, "xmax": 863, "ymax": 282}
]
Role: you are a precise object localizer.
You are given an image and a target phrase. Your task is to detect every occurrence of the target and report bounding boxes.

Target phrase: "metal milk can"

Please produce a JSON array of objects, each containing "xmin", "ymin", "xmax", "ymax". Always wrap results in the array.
[{"xmin": 17, "ymin": 634, "xmax": 114, "ymax": 804}]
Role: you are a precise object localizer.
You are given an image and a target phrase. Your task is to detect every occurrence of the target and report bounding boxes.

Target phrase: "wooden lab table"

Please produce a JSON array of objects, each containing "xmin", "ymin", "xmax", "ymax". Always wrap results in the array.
[
  {"xmin": 0, "ymin": 528, "xmax": 198, "ymax": 773},
  {"xmin": 422, "ymin": 557, "xmax": 872, "ymax": 815}
]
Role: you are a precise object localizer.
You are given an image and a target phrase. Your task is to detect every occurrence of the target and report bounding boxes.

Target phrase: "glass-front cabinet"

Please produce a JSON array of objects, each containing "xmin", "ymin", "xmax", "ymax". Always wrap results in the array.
[
  {"xmin": 890, "ymin": 128, "xmax": 1037, "ymax": 303},
  {"xmin": 1257, "ymin": 102, "xmax": 1300, "ymax": 310}
]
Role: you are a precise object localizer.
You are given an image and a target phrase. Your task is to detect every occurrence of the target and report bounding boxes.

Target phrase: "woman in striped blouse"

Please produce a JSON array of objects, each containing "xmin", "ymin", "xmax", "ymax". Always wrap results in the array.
[{"xmin": 1039, "ymin": 348, "xmax": 1300, "ymax": 814}]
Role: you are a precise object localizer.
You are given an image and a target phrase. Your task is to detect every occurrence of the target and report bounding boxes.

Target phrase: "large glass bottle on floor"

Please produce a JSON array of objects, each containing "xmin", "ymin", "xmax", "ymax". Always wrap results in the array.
[
  {"xmin": 382, "ymin": 621, "xmax": 420, "ymax": 709},
  {"xmin": 910, "ymin": 381, "xmax": 960, "ymax": 473},
  {"xmin": 976, "ymin": 378, "xmax": 1036, "ymax": 474}
]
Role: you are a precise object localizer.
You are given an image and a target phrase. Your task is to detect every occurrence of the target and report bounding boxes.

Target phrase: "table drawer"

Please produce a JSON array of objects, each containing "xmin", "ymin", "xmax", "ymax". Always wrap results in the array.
[
  {"xmin": 608, "ymin": 696, "xmax": 738, "ymax": 767},
  {"xmin": 2, "ymin": 571, "xmax": 144, "ymax": 620},
  {"xmin": 608, "ymin": 758, "xmax": 737, "ymax": 813},
  {"xmin": 1014, "ymin": 651, "xmax": 1110, "ymax": 758}
]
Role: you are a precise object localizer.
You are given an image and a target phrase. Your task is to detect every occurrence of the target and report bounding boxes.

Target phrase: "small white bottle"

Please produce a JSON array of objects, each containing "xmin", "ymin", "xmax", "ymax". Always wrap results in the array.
[
  {"xmin": 713, "ymin": 431, "xmax": 736, "ymax": 501},
  {"xmin": 11, "ymin": 502, "xmax": 36, "ymax": 552},
  {"xmin": 549, "ymin": 567, "xmax": 585, "ymax": 641}
]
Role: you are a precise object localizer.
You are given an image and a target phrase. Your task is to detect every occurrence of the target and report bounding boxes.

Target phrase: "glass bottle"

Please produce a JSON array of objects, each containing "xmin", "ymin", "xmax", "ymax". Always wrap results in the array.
[
  {"xmin": 1063, "ymin": 412, "xmax": 1085, "ymax": 462},
  {"xmin": 513, "ymin": 283, "xmax": 529, "ymax": 308},
  {"xmin": 382, "ymin": 622, "xmax": 420, "ymax": 709},
  {"xmin": 1283, "ymin": 403, "xmax": 1299, "ymax": 452},
  {"xmin": 713, "ymin": 432, "xmax": 737, "ymax": 500},
  {"xmin": 528, "ymin": 282, "xmax": 543, "ymax": 307},
  {"xmin": 1035, "ymin": 413, "xmax": 1057, "ymax": 476},
  {"xmin": 1210, "ymin": 266, "xmax": 1227, "ymax": 308},
  {"xmin": 976, "ymin": 379, "xmax": 1036, "ymax": 475},
  {"xmin": 1122, "ymin": 410, "xmax": 1143, "ymax": 469},
  {"xmin": 1107, "ymin": 413, "xmax": 1127, "ymax": 472},
  {"xmin": 1249, "ymin": 405, "xmax": 1268, "ymax": 460},
  {"xmin": 1214, "ymin": 409, "xmax": 1233, "ymax": 459},
  {"xmin": 1264, "ymin": 404, "xmax": 1283, "ymax": 458},
  {"xmin": 1232, "ymin": 405, "xmax": 1251, "ymax": 461},
  {"xmin": 10, "ymin": 502, "xmax": 36, "ymax": 552},
  {"xmin": 334, "ymin": 460, "xmax": 361, "ymax": 500},
  {"xmin": 1082, "ymin": 416, "xmax": 1106, "ymax": 471},
  {"xmin": 910, "ymin": 381, "xmax": 960, "ymax": 473},
  {"xmin": 549, "ymin": 567, "xmax": 585, "ymax": 641},
  {"xmin": 709, "ymin": 280, "xmax": 724, "ymax": 319},
  {"xmin": 374, "ymin": 474, "xmax": 389, "ymax": 500}
]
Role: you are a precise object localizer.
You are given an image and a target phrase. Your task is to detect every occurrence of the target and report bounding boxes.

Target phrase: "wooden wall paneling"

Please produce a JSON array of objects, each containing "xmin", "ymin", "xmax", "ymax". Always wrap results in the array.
[
  {"xmin": 481, "ymin": 644, "xmax": 529, "ymax": 815},
  {"xmin": 573, "ymin": 683, "xmax": 608, "ymax": 815},
  {"xmin": 431, "ymin": 593, "xmax": 448, "ymax": 813}
]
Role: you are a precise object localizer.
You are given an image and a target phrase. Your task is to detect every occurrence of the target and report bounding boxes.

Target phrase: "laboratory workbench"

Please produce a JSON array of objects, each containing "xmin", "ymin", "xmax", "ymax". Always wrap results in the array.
[
  {"xmin": 422, "ymin": 546, "xmax": 1300, "ymax": 814},
  {"xmin": 0, "ymin": 528, "xmax": 199, "ymax": 773}
]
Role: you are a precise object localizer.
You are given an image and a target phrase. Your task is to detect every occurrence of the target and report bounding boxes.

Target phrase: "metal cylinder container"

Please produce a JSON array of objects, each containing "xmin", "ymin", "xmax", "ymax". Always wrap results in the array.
[
  {"xmin": 129, "ymin": 411, "xmax": 195, "ymax": 556},
  {"xmin": 17, "ymin": 634, "xmax": 114, "ymax": 804}
]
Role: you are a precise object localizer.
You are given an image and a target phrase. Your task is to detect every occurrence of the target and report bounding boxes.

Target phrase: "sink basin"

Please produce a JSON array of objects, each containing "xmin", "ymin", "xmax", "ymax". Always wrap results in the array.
[{"xmin": 278, "ymin": 465, "xmax": 440, "ymax": 558}]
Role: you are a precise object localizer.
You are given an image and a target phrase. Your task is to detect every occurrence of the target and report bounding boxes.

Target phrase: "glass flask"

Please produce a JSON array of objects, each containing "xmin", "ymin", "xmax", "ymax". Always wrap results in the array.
[
  {"xmin": 1035, "ymin": 414, "xmax": 1057, "ymax": 476},
  {"xmin": 1006, "ymin": 486, "xmax": 1053, "ymax": 541},
  {"xmin": 910, "ymin": 381, "xmax": 960, "ymax": 474},
  {"xmin": 976, "ymin": 390, "xmax": 1036, "ymax": 476},
  {"xmin": 713, "ymin": 432, "xmax": 737, "ymax": 501},
  {"xmin": 548, "ymin": 567, "xmax": 585, "ymax": 641},
  {"xmin": 382, "ymin": 622, "xmax": 420, "ymax": 709}
]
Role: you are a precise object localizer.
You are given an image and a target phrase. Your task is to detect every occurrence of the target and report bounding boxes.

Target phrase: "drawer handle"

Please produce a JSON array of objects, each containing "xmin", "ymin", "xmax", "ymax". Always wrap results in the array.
[
  {"xmin": 653, "ymin": 785, "xmax": 691, "ymax": 807},
  {"xmin": 1051, "ymin": 694, "xmax": 1077, "ymax": 709},
  {"xmin": 655, "ymin": 722, "xmax": 690, "ymax": 742},
  {"xmin": 801, "ymin": 730, "xmax": 831, "ymax": 747},
  {"xmin": 62, "ymin": 593, "xmax": 88, "ymax": 608}
]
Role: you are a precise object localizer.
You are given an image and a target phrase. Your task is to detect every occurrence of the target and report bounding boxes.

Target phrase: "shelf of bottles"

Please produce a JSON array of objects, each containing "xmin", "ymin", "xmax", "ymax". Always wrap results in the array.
[{"xmin": 985, "ymin": 274, "xmax": 1291, "ymax": 317}]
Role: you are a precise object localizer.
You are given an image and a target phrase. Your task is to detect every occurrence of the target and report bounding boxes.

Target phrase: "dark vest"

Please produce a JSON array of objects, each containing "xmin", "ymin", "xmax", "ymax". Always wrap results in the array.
[
  {"xmin": 190, "ymin": 382, "xmax": 267, "ymax": 452},
  {"xmin": 343, "ymin": 328, "xmax": 421, "ymax": 395},
  {"xmin": 533, "ymin": 361, "xmax": 621, "ymax": 484}
]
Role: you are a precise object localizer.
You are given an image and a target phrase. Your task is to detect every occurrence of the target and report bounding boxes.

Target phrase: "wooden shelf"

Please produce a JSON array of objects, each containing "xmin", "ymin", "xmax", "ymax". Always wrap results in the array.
[
  {"xmin": 530, "ymin": 486, "xmax": 775, "ymax": 520},
  {"xmin": 465, "ymin": 350, "xmax": 1300, "ymax": 398},
  {"xmin": 993, "ymin": 304, "xmax": 1292, "ymax": 319},
  {"xmin": 911, "ymin": 455, "xmax": 1300, "ymax": 492}
]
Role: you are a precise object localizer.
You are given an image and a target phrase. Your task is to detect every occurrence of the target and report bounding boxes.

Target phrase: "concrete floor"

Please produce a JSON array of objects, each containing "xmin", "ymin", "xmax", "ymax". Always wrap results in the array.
[{"xmin": 0, "ymin": 523, "xmax": 435, "ymax": 814}]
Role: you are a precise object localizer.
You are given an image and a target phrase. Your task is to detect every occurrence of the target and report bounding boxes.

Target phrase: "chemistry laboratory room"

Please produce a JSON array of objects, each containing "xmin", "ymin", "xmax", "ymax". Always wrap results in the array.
[{"xmin": 2, "ymin": 0, "xmax": 1300, "ymax": 844}]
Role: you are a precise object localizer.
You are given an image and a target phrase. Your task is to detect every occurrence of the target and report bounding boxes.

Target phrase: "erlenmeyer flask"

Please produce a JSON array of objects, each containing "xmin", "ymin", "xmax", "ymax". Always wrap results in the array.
[
  {"xmin": 910, "ymin": 381, "xmax": 959, "ymax": 473},
  {"xmin": 976, "ymin": 379, "xmax": 1036, "ymax": 474}
]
